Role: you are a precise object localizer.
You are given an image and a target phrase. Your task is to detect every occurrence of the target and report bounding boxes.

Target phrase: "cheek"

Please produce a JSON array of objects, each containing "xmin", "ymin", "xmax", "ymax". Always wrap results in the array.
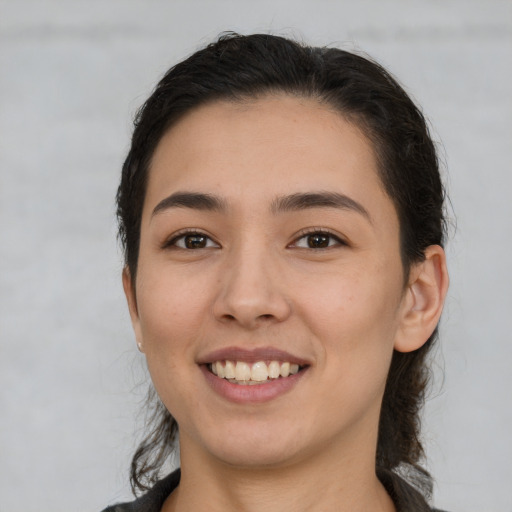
[
  {"xmin": 298, "ymin": 259, "xmax": 403, "ymax": 363},
  {"xmin": 135, "ymin": 267, "xmax": 210, "ymax": 351},
  {"xmin": 135, "ymin": 271, "xmax": 206, "ymax": 413},
  {"xmin": 305, "ymin": 268, "xmax": 401, "ymax": 415}
]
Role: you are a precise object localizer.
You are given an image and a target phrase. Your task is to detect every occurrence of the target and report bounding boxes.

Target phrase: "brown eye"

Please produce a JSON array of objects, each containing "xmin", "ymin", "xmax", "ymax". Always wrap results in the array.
[
  {"xmin": 307, "ymin": 234, "xmax": 330, "ymax": 248},
  {"xmin": 168, "ymin": 232, "xmax": 219, "ymax": 250},
  {"xmin": 292, "ymin": 231, "xmax": 343, "ymax": 249},
  {"xmin": 184, "ymin": 235, "xmax": 207, "ymax": 249}
]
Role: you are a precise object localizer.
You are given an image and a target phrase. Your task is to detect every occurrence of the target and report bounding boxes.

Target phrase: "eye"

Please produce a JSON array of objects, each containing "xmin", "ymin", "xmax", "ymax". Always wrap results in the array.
[
  {"xmin": 165, "ymin": 231, "xmax": 219, "ymax": 250},
  {"xmin": 292, "ymin": 230, "xmax": 345, "ymax": 249}
]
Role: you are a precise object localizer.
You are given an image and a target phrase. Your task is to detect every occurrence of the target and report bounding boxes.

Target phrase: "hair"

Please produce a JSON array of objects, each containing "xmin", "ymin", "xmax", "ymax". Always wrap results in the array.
[{"xmin": 117, "ymin": 33, "xmax": 446, "ymax": 498}]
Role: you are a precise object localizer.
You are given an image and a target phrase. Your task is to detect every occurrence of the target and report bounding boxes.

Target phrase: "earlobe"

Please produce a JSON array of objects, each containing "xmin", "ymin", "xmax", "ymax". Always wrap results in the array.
[
  {"xmin": 122, "ymin": 267, "xmax": 144, "ymax": 352},
  {"xmin": 394, "ymin": 245, "xmax": 449, "ymax": 353}
]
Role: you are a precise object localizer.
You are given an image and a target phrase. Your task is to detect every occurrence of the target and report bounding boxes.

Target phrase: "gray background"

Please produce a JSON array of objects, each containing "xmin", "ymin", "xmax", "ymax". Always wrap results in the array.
[{"xmin": 1, "ymin": 1, "xmax": 511, "ymax": 511}]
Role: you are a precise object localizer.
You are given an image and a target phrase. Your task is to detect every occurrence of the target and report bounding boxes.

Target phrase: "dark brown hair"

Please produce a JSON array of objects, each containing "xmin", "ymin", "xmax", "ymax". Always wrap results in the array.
[{"xmin": 117, "ymin": 32, "xmax": 446, "ymax": 497}]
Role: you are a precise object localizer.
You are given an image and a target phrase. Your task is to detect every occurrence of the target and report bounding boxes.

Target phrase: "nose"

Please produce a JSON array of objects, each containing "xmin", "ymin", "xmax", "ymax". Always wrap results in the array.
[{"xmin": 212, "ymin": 245, "xmax": 292, "ymax": 329}]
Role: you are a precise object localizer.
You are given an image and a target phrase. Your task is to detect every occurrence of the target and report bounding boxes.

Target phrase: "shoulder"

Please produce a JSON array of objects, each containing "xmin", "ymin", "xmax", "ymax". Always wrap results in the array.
[
  {"xmin": 101, "ymin": 469, "xmax": 180, "ymax": 512},
  {"xmin": 102, "ymin": 468, "xmax": 449, "ymax": 512}
]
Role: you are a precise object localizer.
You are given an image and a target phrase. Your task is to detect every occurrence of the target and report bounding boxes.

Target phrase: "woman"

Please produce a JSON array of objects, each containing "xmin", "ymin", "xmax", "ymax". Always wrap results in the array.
[{"xmin": 103, "ymin": 33, "xmax": 449, "ymax": 512}]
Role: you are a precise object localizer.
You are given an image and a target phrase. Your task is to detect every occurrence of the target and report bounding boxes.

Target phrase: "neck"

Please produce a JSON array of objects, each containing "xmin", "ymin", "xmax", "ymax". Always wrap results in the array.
[{"xmin": 163, "ymin": 430, "xmax": 395, "ymax": 512}]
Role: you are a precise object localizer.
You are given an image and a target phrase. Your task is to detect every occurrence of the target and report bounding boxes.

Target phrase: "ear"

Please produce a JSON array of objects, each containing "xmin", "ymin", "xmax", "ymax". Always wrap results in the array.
[
  {"xmin": 394, "ymin": 245, "xmax": 449, "ymax": 353},
  {"xmin": 122, "ymin": 266, "xmax": 144, "ymax": 352}
]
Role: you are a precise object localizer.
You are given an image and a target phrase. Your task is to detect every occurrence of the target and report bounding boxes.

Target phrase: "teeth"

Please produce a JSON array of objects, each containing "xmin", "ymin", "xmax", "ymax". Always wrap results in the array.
[
  {"xmin": 209, "ymin": 360, "xmax": 303, "ymax": 384},
  {"xmin": 225, "ymin": 360, "xmax": 236, "ymax": 379},
  {"xmin": 251, "ymin": 361, "xmax": 268, "ymax": 381},
  {"xmin": 268, "ymin": 361, "xmax": 281, "ymax": 379},
  {"xmin": 280, "ymin": 362, "xmax": 290, "ymax": 377},
  {"xmin": 235, "ymin": 361, "xmax": 251, "ymax": 381},
  {"xmin": 216, "ymin": 361, "xmax": 225, "ymax": 378}
]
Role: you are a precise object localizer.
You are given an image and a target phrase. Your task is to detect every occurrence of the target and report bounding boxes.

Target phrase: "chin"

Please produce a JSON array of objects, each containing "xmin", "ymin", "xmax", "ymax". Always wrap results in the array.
[
  {"xmin": 198, "ymin": 421, "xmax": 310, "ymax": 469},
  {"xmin": 212, "ymin": 444, "xmax": 299, "ymax": 469}
]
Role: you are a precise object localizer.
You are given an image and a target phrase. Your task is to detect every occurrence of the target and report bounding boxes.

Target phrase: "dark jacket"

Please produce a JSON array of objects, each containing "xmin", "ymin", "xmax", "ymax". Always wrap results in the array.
[{"xmin": 102, "ymin": 468, "xmax": 447, "ymax": 512}]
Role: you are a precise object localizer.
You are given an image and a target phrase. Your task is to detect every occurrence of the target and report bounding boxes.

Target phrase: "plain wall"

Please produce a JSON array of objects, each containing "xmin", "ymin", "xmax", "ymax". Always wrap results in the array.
[{"xmin": 1, "ymin": 1, "xmax": 511, "ymax": 510}]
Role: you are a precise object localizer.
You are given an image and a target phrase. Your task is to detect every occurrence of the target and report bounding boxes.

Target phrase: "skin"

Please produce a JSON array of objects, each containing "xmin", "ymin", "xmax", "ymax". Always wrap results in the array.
[{"xmin": 123, "ymin": 95, "xmax": 448, "ymax": 512}]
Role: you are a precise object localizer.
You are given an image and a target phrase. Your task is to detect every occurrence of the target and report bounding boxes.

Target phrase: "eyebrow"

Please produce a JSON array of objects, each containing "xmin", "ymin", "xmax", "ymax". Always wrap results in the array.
[
  {"xmin": 151, "ymin": 190, "xmax": 371, "ymax": 222},
  {"xmin": 271, "ymin": 191, "xmax": 371, "ymax": 222},
  {"xmin": 152, "ymin": 192, "xmax": 227, "ymax": 217}
]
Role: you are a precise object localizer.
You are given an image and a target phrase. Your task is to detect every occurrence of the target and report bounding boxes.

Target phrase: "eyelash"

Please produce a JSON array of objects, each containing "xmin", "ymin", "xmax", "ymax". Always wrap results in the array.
[
  {"xmin": 163, "ymin": 228, "xmax": 346, "ymax": 251},
  {"xmin": 290, "ymin": 228, "xmax": 346, "ymax": 250},
  {"xmin": 162, "ymin": 229, "xmax": 219, "ymax": 250}
]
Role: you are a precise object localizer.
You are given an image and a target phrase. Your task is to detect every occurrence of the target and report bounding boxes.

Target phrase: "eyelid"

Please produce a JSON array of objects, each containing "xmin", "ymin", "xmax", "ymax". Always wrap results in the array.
[
  {"xmin": 162, "ymin": 228, "xmax": 220, "ymax": 249},
  {"xmin": 288, "ymin": 227, "xmax": 348, "ymax": 249}
]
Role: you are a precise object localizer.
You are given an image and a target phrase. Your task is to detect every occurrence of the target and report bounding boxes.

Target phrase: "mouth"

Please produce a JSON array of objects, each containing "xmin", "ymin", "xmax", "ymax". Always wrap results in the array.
[
  {"xmin": 198, "ymin": 347, "xmax": 310, "ymax": 402},
  {"xmin": 207, "ymin": 360, "xmax": 306, "ymax": 385}
]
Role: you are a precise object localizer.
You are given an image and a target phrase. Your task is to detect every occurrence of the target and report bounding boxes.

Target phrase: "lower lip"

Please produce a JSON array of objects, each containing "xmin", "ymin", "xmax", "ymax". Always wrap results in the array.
[{"xmin": 200, "ymin": 364, "xmax": 308, "ymax": 404}]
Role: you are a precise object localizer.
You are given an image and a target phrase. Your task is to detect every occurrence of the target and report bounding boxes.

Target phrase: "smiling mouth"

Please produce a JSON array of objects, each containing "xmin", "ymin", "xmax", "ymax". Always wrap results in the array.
[{"xmin": 208, "ymin": 360, "xmax": 306, "ymax": 385}]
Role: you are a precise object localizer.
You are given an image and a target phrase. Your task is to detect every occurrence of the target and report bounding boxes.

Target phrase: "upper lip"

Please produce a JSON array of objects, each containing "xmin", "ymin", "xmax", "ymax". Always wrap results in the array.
[{"xmin": 197, "ymin": 346, "xmax": 311, "ymax": 366}]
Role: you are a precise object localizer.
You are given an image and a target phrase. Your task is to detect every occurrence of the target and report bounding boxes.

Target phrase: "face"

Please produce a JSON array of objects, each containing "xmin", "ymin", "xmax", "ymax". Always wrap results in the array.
[{"xmin": 126, "ymin": 95, "xmax": 412, "ymax": 470}]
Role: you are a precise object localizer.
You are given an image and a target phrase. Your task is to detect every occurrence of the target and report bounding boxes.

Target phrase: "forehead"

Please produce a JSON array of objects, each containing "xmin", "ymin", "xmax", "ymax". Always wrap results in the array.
[{"xmin": 145, "ymin": 94, "xmax": 393, "ymax": 221}]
